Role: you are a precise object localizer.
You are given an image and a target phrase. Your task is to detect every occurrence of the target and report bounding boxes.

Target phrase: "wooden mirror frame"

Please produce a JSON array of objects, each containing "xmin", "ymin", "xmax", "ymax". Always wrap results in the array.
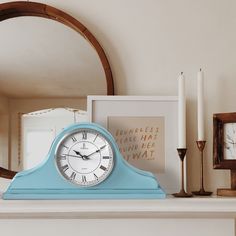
[{"xmin": 0, "ymin": 1, "xmax": 114, "ymax": 179}]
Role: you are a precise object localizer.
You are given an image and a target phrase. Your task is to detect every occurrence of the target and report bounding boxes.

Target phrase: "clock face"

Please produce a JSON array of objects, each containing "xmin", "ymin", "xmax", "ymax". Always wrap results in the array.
[
  {"xmin": 224, "ymin": 123, "xmax": 236, "ymax": 160},
  {"xmin": 55, "ymin": 128, "xmax": 114, "ymax": 187}
]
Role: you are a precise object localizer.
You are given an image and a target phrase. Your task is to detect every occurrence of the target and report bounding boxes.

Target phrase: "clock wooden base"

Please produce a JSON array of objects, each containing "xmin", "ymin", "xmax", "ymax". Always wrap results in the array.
[
  {"xmin": 3, "ymin": 123, "xmax": 166, "ymax": 200},
  {"xmin": 3, "ymin": 189, "xmax": 165, "ymax": 200},
  {"xmin": 217, "ymin": 188, "xmax": 236, "ymax": 197},
  {"xmin": 216, "ymin": 170, "xmax": 236, "ymax": 197}
]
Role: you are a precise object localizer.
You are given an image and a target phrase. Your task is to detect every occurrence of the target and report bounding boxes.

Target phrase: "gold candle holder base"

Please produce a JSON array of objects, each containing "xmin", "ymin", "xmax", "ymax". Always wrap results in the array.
[
  {"xmin": 173, "ymin": 190, "xmax": 193, "ymax": 198},
  {"xmin": 192, "ymin": 189, "xmax": 212, "ymax": 196},
  {"xmin": 192, "ymin": 141, "xmax": 212, "ymax": 196},
  {"xmin": 173, "ymin": 148, "xmax": 192, "ymax": 198}
]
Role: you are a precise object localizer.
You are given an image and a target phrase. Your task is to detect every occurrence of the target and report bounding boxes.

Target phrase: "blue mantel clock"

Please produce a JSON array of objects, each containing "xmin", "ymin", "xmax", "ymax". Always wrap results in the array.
[{"xmin": 3, "ymin": 123, "xmax": 165, "ymax": 199}]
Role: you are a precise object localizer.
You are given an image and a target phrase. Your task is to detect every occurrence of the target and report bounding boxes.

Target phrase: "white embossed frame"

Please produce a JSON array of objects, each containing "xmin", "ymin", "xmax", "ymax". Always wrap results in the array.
[{"xmin": 87, "ymin": 96, "xmax": 184, "ymax": 194}]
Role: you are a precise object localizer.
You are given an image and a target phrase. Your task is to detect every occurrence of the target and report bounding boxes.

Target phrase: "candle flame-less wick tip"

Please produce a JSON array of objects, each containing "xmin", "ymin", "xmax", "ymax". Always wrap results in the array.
[
  {"xmin": 200, "ymin": 68, "xmax": 202, "ymax": 71},
  {"xmin": 181, "ymin": 72, "xmax": 183, "ymax": 75}
]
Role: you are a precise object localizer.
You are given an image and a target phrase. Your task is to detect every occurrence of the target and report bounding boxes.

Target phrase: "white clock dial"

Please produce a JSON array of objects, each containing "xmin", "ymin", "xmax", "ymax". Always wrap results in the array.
[
  {"xmin": 224, "ymin": 123, "xmax": 236, "ymax": 160},
  {"xmin": 55, "ymin": 128, "xmax": 114, "ymax": 187}
]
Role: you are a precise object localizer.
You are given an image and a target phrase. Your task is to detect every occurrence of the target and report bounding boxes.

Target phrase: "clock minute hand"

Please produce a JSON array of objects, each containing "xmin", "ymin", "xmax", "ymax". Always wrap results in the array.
[
  {"xmin": 65, "ymin": 154, "xmax": 82, "ymax": 158},
  {"xmin": 86, "ymin": 145, "xmax": 107, "ymax": 158}
]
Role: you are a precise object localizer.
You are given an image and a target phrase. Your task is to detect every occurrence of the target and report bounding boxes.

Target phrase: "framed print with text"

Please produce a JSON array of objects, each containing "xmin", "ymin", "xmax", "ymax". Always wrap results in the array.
[{"xmin": 87, "ymin": 96, "xmax": 183, "ymax": 193}]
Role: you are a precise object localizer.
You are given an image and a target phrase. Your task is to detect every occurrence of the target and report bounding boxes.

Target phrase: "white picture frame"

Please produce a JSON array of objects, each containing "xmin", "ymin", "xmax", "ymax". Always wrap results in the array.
[{"xmin": 87, "ymin": 96, "xmax": 184, "ymax": 194}]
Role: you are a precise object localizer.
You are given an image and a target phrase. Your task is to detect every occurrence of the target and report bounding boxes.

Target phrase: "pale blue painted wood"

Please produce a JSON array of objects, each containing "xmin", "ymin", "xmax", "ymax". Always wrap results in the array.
[{"xmin": 3, "ymin": 123, "xmax": 166, "ymax": 199}]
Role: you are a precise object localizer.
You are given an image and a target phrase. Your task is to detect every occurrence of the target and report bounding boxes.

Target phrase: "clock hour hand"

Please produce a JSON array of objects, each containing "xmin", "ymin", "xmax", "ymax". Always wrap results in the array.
[
  {"xmin": 73, "ymin": 150, "xmax": 89, "ymax": 160},
  {"xmin": 73, "ymin": 150, "xmax": 83, "ymax": 157}
]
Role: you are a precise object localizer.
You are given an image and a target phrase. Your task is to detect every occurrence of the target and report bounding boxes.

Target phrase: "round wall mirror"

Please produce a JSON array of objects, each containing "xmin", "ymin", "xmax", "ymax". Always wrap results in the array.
[{"xmin": 0, "ymin": 1, "xmax": 114, "ymax": 178}]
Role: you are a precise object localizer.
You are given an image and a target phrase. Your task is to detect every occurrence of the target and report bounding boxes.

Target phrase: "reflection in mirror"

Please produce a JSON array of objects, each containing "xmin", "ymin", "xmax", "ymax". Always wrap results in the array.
[
  {"xmin": 0, "ymin": 17, "xmax": 107, "ymax": 97},
  {"xmin": 0, "ymin": 9, "xmax": 113, "ymax": 174},
  {"xmin": 224, "ymin": 123, "xmax": 236, "ymax": 160},
  {"xmin": 21, "ymin": 108, "xmax": 87, "ymax": 170}
]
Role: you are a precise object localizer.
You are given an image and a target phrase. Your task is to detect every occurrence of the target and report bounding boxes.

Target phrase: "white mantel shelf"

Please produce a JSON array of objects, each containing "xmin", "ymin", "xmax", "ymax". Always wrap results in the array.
[{"xmin": 1, "ymin": 195, "xmax": 236, "ymax": 219}]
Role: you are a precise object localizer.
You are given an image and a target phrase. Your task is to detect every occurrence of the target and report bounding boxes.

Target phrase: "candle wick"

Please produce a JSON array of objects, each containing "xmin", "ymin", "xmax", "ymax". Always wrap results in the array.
[
  {"xmin": 181, "ymin": 72, "xmax": 183, "ymax": 75},
  {"xmin": 200, "ymin": 68, "xmax": 202, "ymax": 72}
]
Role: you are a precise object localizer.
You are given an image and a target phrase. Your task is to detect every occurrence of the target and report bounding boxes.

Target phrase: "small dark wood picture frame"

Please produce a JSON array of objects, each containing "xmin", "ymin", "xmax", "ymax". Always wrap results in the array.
[{"xmin": 213, "ymin": 112, "xmax": 236, "ymax": 196}]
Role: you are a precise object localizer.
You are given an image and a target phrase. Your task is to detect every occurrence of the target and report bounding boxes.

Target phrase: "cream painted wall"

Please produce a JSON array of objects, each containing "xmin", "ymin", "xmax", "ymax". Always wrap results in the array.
[{"xmin": 0, "ymin": 0, "xmax": 236, "ymax": 193}]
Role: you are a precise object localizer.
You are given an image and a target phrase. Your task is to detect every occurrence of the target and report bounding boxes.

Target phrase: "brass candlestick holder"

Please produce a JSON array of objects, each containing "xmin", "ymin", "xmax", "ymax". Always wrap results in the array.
[
  {"xmin": 173, "ymin": 148, "xmax": 192, "ymax": 198},
  {"xmin": 192, "ymin": 141, "xmax": 212, "ymax": 196}
]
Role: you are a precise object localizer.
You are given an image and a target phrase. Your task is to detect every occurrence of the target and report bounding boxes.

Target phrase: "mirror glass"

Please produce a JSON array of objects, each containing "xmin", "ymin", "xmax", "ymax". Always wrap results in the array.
[
  {"xmin": 0, "ymin": 17, "xmax": 109, "ymax": 171},
  {"xmin": 21, "ymin": 108, "xmax": 88, "ymax": 170},
  {"xmin": 224, "ymin": 123, "xmax": 236, "ymax": 160}
]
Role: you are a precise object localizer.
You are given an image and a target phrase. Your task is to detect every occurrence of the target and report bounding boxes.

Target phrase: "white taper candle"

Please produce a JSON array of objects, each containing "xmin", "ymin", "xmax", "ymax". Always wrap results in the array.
[
  {"xmin": 178, "ymin": 72, "xmax": 186, "ymax": 148},
  {"xmin": 197, "ymin": 69, "xmax": 204, "ymax": 141}
]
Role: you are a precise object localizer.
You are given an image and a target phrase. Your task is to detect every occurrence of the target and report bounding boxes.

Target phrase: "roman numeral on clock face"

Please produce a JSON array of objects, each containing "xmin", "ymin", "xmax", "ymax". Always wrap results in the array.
[
  {"xmin": 103, "ymin": 156, "xmax": 110, "ymax": 159},
  {"xmin": 93, "ymin": 134, "xmax": 98, "ymax": 142},
  {"xmin": 93, "ymin": 173, "xmax": 98, "ymax": 180},
  {"xmin": 63, "ymin": 144, "xmax": 69, "ymax": 149},
  {"xmin": 70, "ymin": 172, "xmax": 76, "ymax": 180},
  {"xmin": 100, "ymin": 165, "xmax": 107, "ymax": 171},
  {"xmin": 59, "ymin": 155, "xmax": 67, "ymax": 160},
  {"xmin": 71, "ymin": 136, "xmax": 77, "ymax": 142},
  {"xmin": 82, "ymin": 175, "xmax": 87, "ymax": 182},
  {"xmin": 82, "ymin": 132, "xmax": 87, "ymax": 140},
  {"xmin": 62, "ymin": 164, "xmax": 69, "ymax": 172}
]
